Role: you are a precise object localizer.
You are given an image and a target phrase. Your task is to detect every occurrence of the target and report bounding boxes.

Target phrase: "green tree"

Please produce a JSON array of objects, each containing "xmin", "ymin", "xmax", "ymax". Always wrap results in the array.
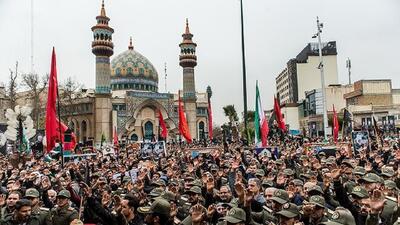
[{"xmin": 223, "ymin": 105, "xmax": 239, "ymax": 123}]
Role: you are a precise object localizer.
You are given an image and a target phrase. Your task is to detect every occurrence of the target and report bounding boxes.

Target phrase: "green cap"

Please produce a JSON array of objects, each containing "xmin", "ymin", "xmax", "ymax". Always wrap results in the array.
[
  {"xmin": 149, "ymin": 188, "xmax": 164, "ymax": 197},
  {"xmin": 137, "ymin": 198, "xmax": 171, "ymax": 217},
  {"xmin": 361, "ymin": 173, "xmax": 382, "ymax": 183},
  {"xmin": 25, "ymin": 188, "xmax": 40, "ymax": 198},
  {"xmin": 256, "ymin": 169, "xmax": 265, "ymax": 177},
  {"xmin": 223, "ymin": 207, "xmax": 246, "ymax": 223},
  {"xmin": 185, "ymin": 186, "xmax": 202, "ymax": 195},
  {"xmin": 350, "ymin": 186, "xmax": 368, "ymax": 199},
  {"xmin": 384, "ymin": 180, "xmax": 398, "ymax": 190},
  {"xmin": 262, "ymin": 179, "xmax": 274, "ymax": 188},
  {"xmin": 300, "ymin": 155, "xmax": 308, "ymax": 161},
  {"xmin": 190, "ymin": 179, "xmax": 203, "ymax": 187},
  {"xmin": 381, "ymin": 167, "xmax": 395, "ymax": 177},
  {"xmin": 276, "ymin": 203, "xmax": 300, "ymax": 218},
  {"xmin": 308, "ymin": 185, "xmax": 324, "ymax": 195},
  {"xmin": 275, "ymin": 159, "xmax": 284, "ymax": 165},
  {"xmin": 283, "ymin": 169, "xmax": 295, "ymax": 176},
  {"xmin": 160, "ymin": 191, "xmax": 176, "ymax": 202},
  {"xmin": 353, "ymin": 166, "xmax": 366, "ymax": 176},
  {"xmin": 341, "ymin": 159, "xmax": 354, "ymax": 169},
  {"xmin": 57, "ymin": 190, "xmax": 71, "ymax": 198},
  {"xmin": 309, "ymin": 195, "xmax": 325, "ymax": 208},
  {"xmin": 318, "ymin": 152, "xmax": 326, "ymax": 156},
  {"xmin": 321, "ymin": 208, "xmax": 356, "ymax": 225},
  {"xmin": 290, "ymin": 179, "xmax": 304, "ymax": 186},
  {"xmin": 270, "ymin": 189, "xmax": 289, "ymax": 204}
]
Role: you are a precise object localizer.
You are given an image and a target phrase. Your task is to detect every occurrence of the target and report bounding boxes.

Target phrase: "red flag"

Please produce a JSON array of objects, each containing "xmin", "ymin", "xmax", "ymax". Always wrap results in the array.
[
  {"xmin": 178, "ymin": 92, "xmax": 192, "ymax": 143},
  {"xmin": 207, "ymin": 99, "xmax": 213, "ymax": 140},
  {"xmin": 113, "ymin": 126, "xmax": 119, "ymax": 146},
  {"xmin": 56, "ymin": 119, "xmax": 77, "ymax": 151},
  {"xmin": 333, "ymin": 105, "xmax": 339, "ymax": 143},
  {"xmin": 158, "ymin": 110, "xmax": 167, "ymax": 139},
  {"xmin": 45, "ymin": 48, "xmax": 59, "ymax": 152},
  {"xmin": 274, "ymin": 97, "xmax": 286, "ymax": 132}
]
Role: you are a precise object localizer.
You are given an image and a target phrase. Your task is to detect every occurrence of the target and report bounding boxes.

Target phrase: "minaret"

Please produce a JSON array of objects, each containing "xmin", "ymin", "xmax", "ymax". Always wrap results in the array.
[
  {"xmin": 179, "ymin": 19, "xmax": 198, "ymax": 140},
  {"xmin": 91, "ymin": 0, "xmax": 114, "ymax": 144}
]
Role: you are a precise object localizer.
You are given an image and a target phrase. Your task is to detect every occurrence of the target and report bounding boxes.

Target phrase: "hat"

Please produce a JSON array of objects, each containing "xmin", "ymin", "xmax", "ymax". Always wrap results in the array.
[
  {"xmin": 137, "ymin": 198, "xmax": 171, "ymax": 217},
  {"xmin": 309, "ymin": 195, "xmax": 325, "ymax": 208},
  {"xmin": 153, "ymin": 179, "xmax": 166, "ymax": 187},
  {"xmin": 353, "ymin": 167, "xmax": 366, "ymax": 176},
  {"xmin": 223, "ymin": 207, "xmax": 246, "ymax": 223},
  {"xmin": 308, "ymin": 185, "xmax": 324, "ymax": 195},
  {"xmin": 350, "ymin": 186, "xmax": 368, "ymax": 198},
  {"xmin": 262, "ymin": 180, "xmax": 274, "ymax": 188},
  {"xmin": 57, "ymin": 190, "xmax": 71, "ymax": 198},
  {"xmin": 160, "ymin": 191, "xmax": 176, "ymax": 202},
  {"xmin": 256, "ymin": 169, "xmax": 265, "ymax": 177},
  {"xmin": 185, "ymin": 186, "xmax": 202, "ymax": 195},
  {"xmin": 190, "ymin": 179, "xmax": 203, "ymax": 187},
  {"xmin": 275, "ymin": 159, "xmax": 284, "ymax": 165},
  {"xmin": 384, "ymin": 180, "xmax": 398, "ymax": 190},
  {"xmin": 270, "ymin": 189, "xmax": 289, "ymax": 204},
  {"xmin": 361, "ymin": 173, "xmax": 382, "ymax": 183},
  {"xmin": 290, "ymin": 179, "xmax": 304, "ymax": 186},
  {"xmin": 169, "ymin": 179, "xmax": 180, "ymax": 186},
  {"xmin": 299, "ymin": 155, "xmax": 308, "ymax": 161},
  {"xmin": 123, "ymin": 176, "xmax": 131, "ymax": 183},
  {"xmin": 149, "ymin": 188, "xmax": 164, "ymax": 198},
  {"xmin": 321, "ymin": 208, "xmax": 356, "ymax": 225},
  {"xmin": 341, "ymin": 159, "xmax": 354, "ymax": 168},
  {"xmin": 276, "ymin": 203, "xmax": 300, "ymax": 218},
  {"xmin": 318, "ymin": 152, "xmax": 326, "ymax": 157},
  {"xmin": 25, "ymin": 188, "xmax": 40, "ymax": 198},
  {"xmin": 381, "ymin": 167, "xmax": 395, "ymax": 177},
  {"xmin": 210, "ymin": 165, "xmax": 219, "ymax": 171},
  {"xmin": 283, "ymin": 169, "xmax": 295, "ymax": 176}
]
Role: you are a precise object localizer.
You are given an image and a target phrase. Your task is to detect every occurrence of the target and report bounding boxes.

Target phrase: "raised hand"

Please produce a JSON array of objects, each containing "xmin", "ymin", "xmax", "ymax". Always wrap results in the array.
[
  {"xmin": 191, "ymin": 204, "xmax": 206, "ymax": 223},
  {"xmin": 206, "ymin": 176, "xmax": 215, "ymax": 193},
  {"xmin": 368, "ymin": 190, "xmax": 386, "ymax": 214},
  {"xmin": 331, "ymin": 168, "xmax": 342, "ymax": 180},
  {"xmin": 207, "ymin": 204, "xmax": 216, "ymax": 218}
]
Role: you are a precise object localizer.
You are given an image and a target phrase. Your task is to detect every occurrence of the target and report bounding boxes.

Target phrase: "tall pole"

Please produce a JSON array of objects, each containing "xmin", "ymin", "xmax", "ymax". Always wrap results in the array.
[
  {"xmin": 56, "ymin": 87, "xmax": 64, "ymax": 168},
  {"xmin": 30, "ymin": 0, "xmax": 34, "ymax": 73},
  {"xmin": 240, "ymin": 0, "xmax": 248, "ymax": 140},
  {"xmin": 316, "ymin": 17, "xmax": 328, "ymax": 140},
  {"xmin": 346, "ymin": 58, "xmax": 351, "ymax": 85}
]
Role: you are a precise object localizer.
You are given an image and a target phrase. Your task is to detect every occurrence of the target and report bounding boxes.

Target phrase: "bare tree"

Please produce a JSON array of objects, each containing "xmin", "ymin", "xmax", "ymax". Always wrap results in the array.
[
  {"xmin": 21, "ymin": 73, "xmax": 49, "ymax": 129},
  {"xmin": 7, "ymin": 62, "xmax": 19, "ymax": 109},
  {"xmin": 59, "ymin": 77, "xmax": 83, "ymax": 122}
]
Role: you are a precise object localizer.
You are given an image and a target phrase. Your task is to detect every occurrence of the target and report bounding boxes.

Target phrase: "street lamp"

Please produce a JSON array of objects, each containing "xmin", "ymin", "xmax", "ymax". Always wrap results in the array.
[{"xmin": 312, "ymin": 17, "xmax": 328, "ymax": 140}]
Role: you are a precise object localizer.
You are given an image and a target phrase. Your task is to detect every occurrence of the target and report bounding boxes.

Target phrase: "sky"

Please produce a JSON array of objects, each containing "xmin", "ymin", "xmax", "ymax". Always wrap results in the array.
[{"xmin": 0, "ymin": 0, "xmax": 399, "ymax": 125}]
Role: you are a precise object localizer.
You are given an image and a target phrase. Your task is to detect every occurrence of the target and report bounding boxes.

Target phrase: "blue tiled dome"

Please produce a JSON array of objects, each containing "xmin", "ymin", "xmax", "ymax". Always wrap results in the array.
[{"xmin": 110, "ymin": 48, "xmax": 158, "ymax": 92}]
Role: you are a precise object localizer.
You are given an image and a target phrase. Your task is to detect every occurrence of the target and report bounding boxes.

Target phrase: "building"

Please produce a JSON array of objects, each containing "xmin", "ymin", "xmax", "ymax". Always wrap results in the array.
[
  {"xmin": 276, "ymin": 41, "xmax": 338, "ymax": 105},
  {"xmin": 344, "ymin": 79, "xmax": 400, "ymax": 132},
  {"xmin": 0, "ymin": 86, "xmax": 9, "ymax": 124},
  {"xmin": 60, "ymin": 3, "xmax": 211, "ymax": 145}
]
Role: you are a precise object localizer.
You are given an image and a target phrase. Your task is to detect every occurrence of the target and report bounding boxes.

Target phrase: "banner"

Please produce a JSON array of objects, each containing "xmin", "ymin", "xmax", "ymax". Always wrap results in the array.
[
  {"xmin": 351, "ymin": 131, "xmax": 369, "ymax": 153},
  {"xmin": 139, "ymin": 141, "xmax": 166, "ymax": 159}
]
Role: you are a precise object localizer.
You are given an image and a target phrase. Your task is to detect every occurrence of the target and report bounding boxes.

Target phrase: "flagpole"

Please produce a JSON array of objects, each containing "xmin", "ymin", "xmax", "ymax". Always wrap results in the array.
[{"xmin": 56, "ymin": 81, "xmax": 64, "ymax": 169}]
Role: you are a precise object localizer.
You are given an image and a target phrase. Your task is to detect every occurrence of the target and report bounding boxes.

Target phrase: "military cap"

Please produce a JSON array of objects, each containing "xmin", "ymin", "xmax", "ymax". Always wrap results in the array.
[
  {"xmin": 122, "ymin": 176, "xmax": 131, "ymax": 183},
  {"xmin": 299, "ymin": 155, "xmax": 308, "ymax": 161},
  {"xmin": 321, "ymin": 208, "xmax": 356, "ymax": 225},
  {"xmin": 137, "ymin": 198, "xmax": 171, "ymax": 217},
  {"xmin": 169, "ymin": 179, "xmax": 180, "ymax": 186},
  {"xmin": 350, "ymin": 186, "xmax": 368, "ymax": 199},
  {"xmin": 190, "ymin": 179, "xmax": 203, "ymax": 187},
  {"xmin": 341, "ymin": 159, "xmax": 354, "ymax": 169},
  {"xmin": 223, "ymin": 207, "xmax": 246, "ymax": 223},
  {"xmin": 270, "ymin": 189, "xmax": 289, "ymax": 204},
  {"xmin": 262, "ymin": 179, "xmax": 274, "ymax": 188},
  {"xmin": 283, "ymin": 169, "xmax": 295, "ymax": 176},
  {"xmin": 290, "ymin": 179, "xmax": 304, "ymax": 186},
  {"xmin": 149, "ymin": 188, "xmax": 164, "ymax": 198},
  {"xmin": 153, "ymin": 179, "xmax": 166, "ymax": 187},
  {"xmin": 185, "ymin": 186, "xmax": 202, "ymax": 195},
  {"xmin": 256, "ymin": 169, "xmax": 265, "ymax": 177},
  {"xmin": 308, "ymin": 185, "xmax": 324, "ymax": 195},
  {"xmin": 57, "ymin": 190, "xmax": 71, "ymax": 198},
  {"xmin": 318, "ymin": 152, "xmax": 326, "ymax": 157},
  {"xmin": 326, "ymin": 157, "xmax": 336, "ymax": 165},
  {"xmin": 381, "ymin": 167, "xmax": 395, "ymax": 177},
  {"xmin": 384, "ymin": 180, "xmax": 398, "ymax": 190},
  {"xmin": 159, "ymin": 191, "xmax": 176, "ymax": 202},
  {"xmin": 210, "ymin": 164, "xmax": 219, "ymax": 171},
  {"xmin": 275, "ymin": 159, "xmax": 284, "ymax": 165},
  {"xmin": 221, "ymin": 202, "xmax": 238, "ymax": 209},
  {"xmin": 353, "ymin": 166, "xmax": 366, "ymax": 176},
  {"xmin": 309, "ymin": 195, "xmax": 325, "ymax": 208},
  {"xmin": 276, "ymin": 203, "xmax": 300, "ymax": 218},
  {"xmin": 360, "ymin": 173, "xmax": 382, "ymax": 183},
  {"xmin": 25, "ymin": 188, "xmax": 40, "ymax": 198}
]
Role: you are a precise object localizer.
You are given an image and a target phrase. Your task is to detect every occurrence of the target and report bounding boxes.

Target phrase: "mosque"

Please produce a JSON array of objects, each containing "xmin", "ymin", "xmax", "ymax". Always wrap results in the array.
[{"xmin": 65, "ymin": 2, "xmax": 212, "ymax": 145}]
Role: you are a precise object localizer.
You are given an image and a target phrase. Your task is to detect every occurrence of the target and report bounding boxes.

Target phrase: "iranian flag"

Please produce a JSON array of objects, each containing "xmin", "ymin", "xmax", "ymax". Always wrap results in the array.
[{"xmin": 254, "ymin": 82, "xmax": 269, "ymax": 147}]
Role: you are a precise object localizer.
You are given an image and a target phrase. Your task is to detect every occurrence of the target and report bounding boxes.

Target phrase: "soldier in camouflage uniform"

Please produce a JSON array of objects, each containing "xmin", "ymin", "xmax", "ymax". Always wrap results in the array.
[
  {"xmin": 1, "ymin": 199, "xmax": 40, "ymax": 225},
  {"xmin": 24, "ymin": 188, "xmax": 51, "ymax": 225},
  {"xmin": 49, "ymin": 190, "xmax": 78, "ymax": 225}
]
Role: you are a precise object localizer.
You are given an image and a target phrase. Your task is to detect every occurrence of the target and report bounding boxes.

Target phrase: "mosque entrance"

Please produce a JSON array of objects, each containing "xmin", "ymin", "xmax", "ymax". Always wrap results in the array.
[{"xmin": 144, "ymin": 121, "xmax": 154, "ymax": 141}]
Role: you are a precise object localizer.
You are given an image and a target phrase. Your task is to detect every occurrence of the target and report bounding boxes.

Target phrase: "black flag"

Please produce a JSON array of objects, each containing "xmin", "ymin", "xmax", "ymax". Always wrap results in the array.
[{"xmin": 343, "ymin": 108, "xmax": 353, "ymax": 136}]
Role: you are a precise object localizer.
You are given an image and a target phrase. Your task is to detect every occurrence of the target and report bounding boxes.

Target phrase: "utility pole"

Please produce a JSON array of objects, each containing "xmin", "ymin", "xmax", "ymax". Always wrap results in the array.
[
  {"xmin": 346, "ymin": 58, "xmax": 351, "ymax": 85},
  {"xmin": 314, "ymin": 17, "xmax": 328, "ymax": 140},
  {"xmin": 240, "ymin": 0, "xmax": 248, "ymax": 140}
]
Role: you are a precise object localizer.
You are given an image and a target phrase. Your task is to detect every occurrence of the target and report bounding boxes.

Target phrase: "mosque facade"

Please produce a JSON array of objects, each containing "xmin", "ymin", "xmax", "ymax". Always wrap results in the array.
[{"xmin": 65, "ymin": 2, "xmax": 211, "ymax": 145}]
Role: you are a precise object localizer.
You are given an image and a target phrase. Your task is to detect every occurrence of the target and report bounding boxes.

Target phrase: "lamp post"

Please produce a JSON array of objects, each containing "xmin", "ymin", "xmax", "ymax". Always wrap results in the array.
[
  {"xmin": 312, "ymin": 17, "xmax": 328, "ymax": 140},
  {"xmin": 240, "ymin": 0, "xmax": 248, "ymax": 140}
]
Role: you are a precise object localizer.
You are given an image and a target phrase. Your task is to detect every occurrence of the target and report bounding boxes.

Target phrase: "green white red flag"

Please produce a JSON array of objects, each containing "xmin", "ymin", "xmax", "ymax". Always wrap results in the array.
[{"xmin": 254, "ymin": 82, "xmax": 269, "ymax": 147}]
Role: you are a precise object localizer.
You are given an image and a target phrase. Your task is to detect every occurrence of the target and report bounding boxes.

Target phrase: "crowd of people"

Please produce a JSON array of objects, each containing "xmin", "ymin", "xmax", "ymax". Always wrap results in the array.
[{"xmin": 0, "ymin": 134, "xmax": 399, "ymax": 225}]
